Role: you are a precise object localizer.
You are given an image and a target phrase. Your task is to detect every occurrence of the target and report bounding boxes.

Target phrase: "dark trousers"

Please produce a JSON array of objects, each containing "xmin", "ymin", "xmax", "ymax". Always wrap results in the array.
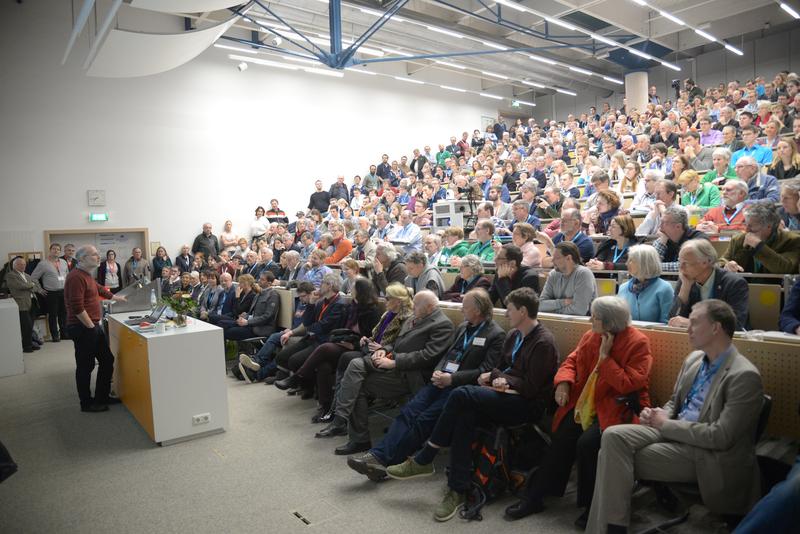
[
  {"xmin": 297, "ymin": 342, "xmax": 349, "ymax": 409},
  {"xmin": 372, "ymin": 383, "xmax": 453, "ymax": 466},
  {"xmin": 46, "ymin": 289, "xmax": 67, "ymax": 340},
  {"xmin": 253, "ymin": 331, "xmax": 284, "ymax": 380},
  {"xmin": 736, "ymin": 455, "xmax": 800, "ymax": 533},
  {"xmin": 68, "ymin": 324, "xmax": 114, "ymax": 407},
  {"xmin": 428, "ymin": 385, "xmax": 543, "ymax": 493},
  {"xmin": 275, "ymin": 337, "xmax": 317, "ymax": 373},
  {"xmin": 526, "ymin": 409, "xmax": 602, "ymax": 508},
  {"xmin": 330, "ymin": 350, "xmax": 369, "ymax": 411},
  {"xmin": 18, "ymin": 309, "xmax": 33, "ymax": 351},
  {"xmin": 223, "ymin": 325, "xmax": 256, "ymax": 341}
]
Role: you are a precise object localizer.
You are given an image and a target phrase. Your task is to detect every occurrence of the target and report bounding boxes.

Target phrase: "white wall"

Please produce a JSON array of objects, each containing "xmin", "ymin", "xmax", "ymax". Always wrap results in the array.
[{"xmin": 0, "ymin": 2, "xmax": 497, "ymax": 260}]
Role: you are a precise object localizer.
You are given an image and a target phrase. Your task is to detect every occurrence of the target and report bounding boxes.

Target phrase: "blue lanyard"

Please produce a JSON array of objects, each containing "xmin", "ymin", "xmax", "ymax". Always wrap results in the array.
[
  {"xmin": 462, "ymin": 321, "xmax": 486, "ymax": 353},
  {"xmin": 723, "ymin": 206, "xmax": 743, "ymax": 225},
  {"xmin": 688, "ymin": 193, "xmax": 697, "ymax": 205},
  {"xmin": 475, "ymin": 241, "xmax": 492, "ymax": 256},
  {"xmin": 506, "ymin": 331, "xmax": 525, "ymax": 372},
  {"xmin": 461, "ymin": 275, "xmax": 479, "ymax": 294},
  {"xmin": 683, "ymin": 356, "xmax": 724, "ymax": 409},
  {"xmin": 612, "ymin": 243, "xmax": 628, "ymax": 264}
]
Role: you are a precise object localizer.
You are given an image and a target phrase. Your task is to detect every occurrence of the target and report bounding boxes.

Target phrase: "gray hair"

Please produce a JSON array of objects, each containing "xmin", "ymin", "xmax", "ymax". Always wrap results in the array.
[
  {"xmin": 376, "ymin": 243, "xmax": 398, "ymax": 261},
  {"xmin": 355, "ymin": 228, "xmax": 370, "ymax": 239},
  {"xmin": 406, "ymin": 251, "xmax": 427, "ymax": 266},
  {"xmin": 512, "ymin": 199, "xmax": 529, "ymax": 210},
  {"xmin": 561, "ymin": 207, "xmax": 582, "ymax": 222},
  {"xmin": 726, "ymin": 179, "xmax": 749, "ymax": 197},
  {"xmin": 781, "ymin": 178, "xmax": 800, "ymax": 197},
  {"xmin": 591, "ymin": 296, "xmax": 631, "ymax": 334},
  {"xmin": 680, "ymin": 239, "xmax": 717, "ymax": 264},
  {"xmin": 319, "ymin": 232, "xmax": 334, "ymax": 245},
  {"xmin": 643, "ymin": 168, "xmax": 665, "ymax": 181},
  {"xmin": 745, "ymin": 200, "xmax": 781, "ymax": 229},
  {"xmin": 736, "ymin": 155, "xmax": 759, "ymax": 169},
  {"xmin": 423, "ymin": 233, "xmax": 442, "ymax": 248},
  {"xmin": 663, "ymin": 205, "xmax": 689, "ymax": 230},
  {"xmin": 75, "ymin": 245, "xmax": 95, "ymax": 264},
  {"xmin": 519, "ymin": 179, "xmax": 538, "ymax": 193},
  {"xmin": 283, "ymin": 250, "xmax": 300, "ymax": 263},
  {"xmin": 627, "ymin": 244, "xmax": 662, "ymax": 279},
  {"xmin": 459, "ymin": 254, "xmax": 484, "ymax": 276},
  {"xmin": 321, "ymin": 272, "xmax": 342, "ymax": 292},
  {"xmin": 711, "ymin": 147, "xmax": 732, "ymax": 161}
]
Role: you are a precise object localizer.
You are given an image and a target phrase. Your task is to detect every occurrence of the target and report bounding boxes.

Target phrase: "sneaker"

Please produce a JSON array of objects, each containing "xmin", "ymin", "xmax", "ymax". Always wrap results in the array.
[
  {"xmin": 239, "ymin": 363, "xmax": 257, "ymax": 384},
  {"xmin": 386, "ymin": 458, "xmax": 434, "ymax": 480},
  {"xmin": 239, "ymin": 353, "xmax": 260, "ymax": 371},
  {"xmin": 434, "ymin": 489, "xmax": 465, "ymax": 522}
]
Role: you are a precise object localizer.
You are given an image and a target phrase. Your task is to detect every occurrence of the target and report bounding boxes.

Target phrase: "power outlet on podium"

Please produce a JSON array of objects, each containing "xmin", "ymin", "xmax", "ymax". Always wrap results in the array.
[{"xmin": 192, "ymin": 413, "xmax": 211, "ymax": 426}]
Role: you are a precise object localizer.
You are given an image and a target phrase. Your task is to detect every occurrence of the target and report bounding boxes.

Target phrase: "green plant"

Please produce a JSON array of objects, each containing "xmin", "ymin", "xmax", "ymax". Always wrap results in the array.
[{"xmin": 159, "ymin": 292, "xmax": 197, "ymax": 316}]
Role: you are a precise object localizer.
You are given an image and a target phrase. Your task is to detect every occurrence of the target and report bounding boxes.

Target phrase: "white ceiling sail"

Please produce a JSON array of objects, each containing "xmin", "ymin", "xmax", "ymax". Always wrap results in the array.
[
  {"xmin": 86, "ymin": 11, "xmax": 242, "ymax": 77},
  {"xmin": 129, "ymin": 0, "xmax": 246, "ymax": 13}
]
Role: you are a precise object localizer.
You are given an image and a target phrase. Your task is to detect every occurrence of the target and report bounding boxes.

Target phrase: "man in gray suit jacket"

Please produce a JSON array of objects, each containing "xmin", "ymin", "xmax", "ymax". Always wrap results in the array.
[
  {"xmin": 5, "ymin": 257, "xmax": 46, "ymax": 352},
  {"xmin": 322, "ymin": 290, "xmax": 455, "ymax": 456},
  {"xmin": 587, "ymin": 300, "xmax": 764, "ymax": 533}
]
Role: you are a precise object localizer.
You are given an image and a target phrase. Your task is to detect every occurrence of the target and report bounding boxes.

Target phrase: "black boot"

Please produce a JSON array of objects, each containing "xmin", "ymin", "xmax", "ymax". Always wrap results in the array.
[{"xmin": 275, "ymin": 374, "xmax": 300, "ymax": 391}]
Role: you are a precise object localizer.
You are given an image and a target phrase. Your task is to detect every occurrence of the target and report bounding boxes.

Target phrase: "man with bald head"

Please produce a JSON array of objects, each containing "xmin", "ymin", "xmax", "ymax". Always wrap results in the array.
[{"xmin": 317, "ymin": 290, "xmax": 455, "ymax": 455}]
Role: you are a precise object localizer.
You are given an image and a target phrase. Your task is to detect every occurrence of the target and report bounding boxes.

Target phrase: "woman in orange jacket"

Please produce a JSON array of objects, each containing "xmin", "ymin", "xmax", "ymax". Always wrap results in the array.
[{"xmin": 505, "ymin": 296, "xmax": 653, "ymax": 528}]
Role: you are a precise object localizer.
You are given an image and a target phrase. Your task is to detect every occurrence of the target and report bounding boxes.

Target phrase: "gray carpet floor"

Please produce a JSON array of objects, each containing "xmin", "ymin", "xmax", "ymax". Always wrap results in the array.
[{"xmin": 0, "ymin": 343, "xmax": 728, "ymax": 534}]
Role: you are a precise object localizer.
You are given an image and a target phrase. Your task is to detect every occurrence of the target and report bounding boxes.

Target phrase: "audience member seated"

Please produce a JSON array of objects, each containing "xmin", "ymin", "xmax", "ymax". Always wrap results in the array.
[
  {"xmin": 457, "ymin": 220, "xmax": 496, "ymax": 263},
  {"xmin": 682, "ymin": 131, "xmax": 714, "ymax": 171},
  {"xmin": 653, "ymin": 206, "xmax": 709, "ymax": 272},
  {"xmin": 540, "ymin": 242, "xmax": 597, "ymax": 316},
  {"xmin": 617, "ymin": 245, "xmax": 674, "ymax": 323},
  {"xmin": 507, "ymin": 222, "xmax": 541, "ymax": 268},
  {"xmin": 734, "ymin": 156, "xmax": 780, "ymax": 203},
  {"xmin": 275, "ymin": 276, "xmax": 380, "ymax": 404},
  {"xmin": 778, "ymin": 178, "xmax": 800, "ymax": 231},
  {"xmin": 676, "ymin": 170, "xmax": 721, "ymax": 209},
  {"xmin": 207, "ymin": 273, "xmax": 236, "ymax": 324},
  {"xmin": 216, "ymin": 273, "xmax": 257, "ymax": 331},
  {"xmin": 559, "ymin": 172, "xmax": 581, "ymax": 199},
  {"xmin": 584, "ymin": 171, "xmax": 612, "ymax": 210},
  {"xmin": 348, "ymin": 289, "xmax": 505, "ymax": 481},
  {"xmin": 700, "ymin": 148, "xmax": 737, "ymax": 186},
  {"xmin": 299, "ymin": 249, "xmax": 332, "ymax": 289},
  {"xmin": 324, "ymin": 221, "xmax": 353, "ymax": 264},
  {"xmin": 779, "ymin": 277, "xmax": 800, "ymax": 336},
  {"xmin": 197, "ymin": 271, "xmax": 222, "ymax": 320},
  {"xmin": 636, "ymin": 178, "xmax": 678, "ymax": 236},
  {"xmin": 587, "ymin": 300, "xmax": 764, "ymax": 534},
  {"xmin": 389, "ymin": 210, "xmax": 423, "ymax": 254},
  {"xmin": 506, "ymin": 200, "xmax": 541, "ymax": 233},
  {"xmin": 590, "ymin": 190, "xmax": 622, "ymax": 235},
  {"xmin": 405, "ymin": 251, "xmax": 445, "ymax": 297},
  {"xmin": 769, "ymin": 139, "xmax": 800, "ymax": 180},
  {"xmin": 664, "ymin": 154, "xmax": 689, "ymax": 182},
  {"xmin": 505, "ymin": 297, "xmax": 653, "ymax": 527},
  {"xmin": 271, "ymin": 273, "xmax": 348, "ymax": 392},
  {"xmin": 238, "ymin": 281, "xmax": 315, "ymax": 383},
  {"xmin": 630, "ymin": 169, "xmax": 662, "ymax": 213},
  {"xmin": 318, "ymin": 290, "xmax": 454, "ymax": 456},
  {"xmin": 731, "ymin": 125, "xmax": 774, "ymax": 167},
  {"xmin": 371, "ymin": 243, "xmax": 407, "ymax": 296},
  {"xmin": 422, "ymin": 234, "xmax": 443, "ymax": 267},
  {"xmin": 438, "ymin": 227, "xmax": 469, "ymax": 268},
  {"xmin": 720, "ymin": 200, "xmax": 800, "ymax": 275},
  {"xmin": 534, "ymin": 187, "xmax": 565, "ymax": 219},
  {"xmin": 385, "ymin": 288, "xmax": 558, "ymax": 523},
  {"xmin": 541, "ymin": 208, "xmax": 594, "ymax": 266},
  {"xmin": 223, "ymin": 271, "xmax": 280, "ymax": 341},
  {"xmin": 696, "ymin": 180, "xmax": 749, "ymax": 233},
  {"xmin": 668, "ymin": 240, "xmax": 749, "ymax": 330},
  {"xmin": 488, "ymin": 244, "xmax": 540, "ymax": 307},
  {"xmin": 442, "ymin": 254, "xmax": 491, "ymax": 303},
  {"xmin": 587, "ymin": 215, "xmax": 638, "ymax": 271},
  {"xmin": 276, "ymin": 250, "xmax": 302, "ymax": 286}
]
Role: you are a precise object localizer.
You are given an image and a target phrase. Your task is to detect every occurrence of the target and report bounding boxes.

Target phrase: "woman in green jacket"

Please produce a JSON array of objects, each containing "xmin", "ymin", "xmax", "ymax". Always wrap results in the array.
[{"xmin": 678, "ymin": 170, "xmax": 721, "ymax": 209}]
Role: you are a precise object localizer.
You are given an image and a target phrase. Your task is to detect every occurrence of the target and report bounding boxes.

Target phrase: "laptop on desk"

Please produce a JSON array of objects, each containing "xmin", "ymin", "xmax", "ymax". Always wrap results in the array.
[{"xmin": 124, "ymin": 305, "xmax": 167, "ymax": 326}]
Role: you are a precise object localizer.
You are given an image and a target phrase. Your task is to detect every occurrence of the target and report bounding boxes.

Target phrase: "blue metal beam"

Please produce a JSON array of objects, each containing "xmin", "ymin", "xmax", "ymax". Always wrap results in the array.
[
  {"xmin": 337, "ymin": 0, "xmax": 411, "ymax": 68},
  {"xmin": 242, "ymin": 1, "xmax": 327, "ymax": 59},
  {"xmin": 329, "ymin": 0, "xmax": 342, "ymax": 57}
]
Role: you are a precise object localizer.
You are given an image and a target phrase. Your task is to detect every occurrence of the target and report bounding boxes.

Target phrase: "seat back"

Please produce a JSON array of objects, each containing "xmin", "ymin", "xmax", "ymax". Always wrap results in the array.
[{"xmin": 755, "ymin": 394, "xmax": 772, "ymax": 442}]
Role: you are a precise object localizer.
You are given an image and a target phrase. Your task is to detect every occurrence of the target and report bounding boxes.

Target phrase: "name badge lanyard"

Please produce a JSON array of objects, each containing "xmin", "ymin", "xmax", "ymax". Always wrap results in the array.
[
  {"xmin": 723, "ymin": 206, "xmax": 742, "ymax": 226},
  {"xmin": 475, "ymin": 241, "xmax": 492, "ymax": 257},
  {"xmin": 683, "ymin": 357, "xmax": 723, "ymax": 409},
  {"xmin": 461, "ymin": 275, "xmax": 479, "ymax": 294},
  {"xmin": 505, "ymin": 331, "xmax": 525, "ymax": 372},
  {"xmin": 612, "ymin": 244, "xmax": 628, "ymax": 264}
]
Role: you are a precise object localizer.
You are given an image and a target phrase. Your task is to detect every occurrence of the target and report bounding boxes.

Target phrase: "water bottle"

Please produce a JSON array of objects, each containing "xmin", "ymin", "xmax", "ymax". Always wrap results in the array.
[{"xmin": 150, "ymin": 289, "xmax": 157, "ymax": 311}]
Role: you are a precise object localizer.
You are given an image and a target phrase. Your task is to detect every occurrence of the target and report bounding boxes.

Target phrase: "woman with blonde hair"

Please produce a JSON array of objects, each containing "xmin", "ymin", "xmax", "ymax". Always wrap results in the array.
[
  {"xmin": 617, "ymin": 160, "xmax": 642, "ymax": 194},
  {"xmin": 677, "ymin": 170, "xmax": 720, "ymax": 208},
  {"xmin": 607, "ymin": 151, "xmax": 627, "ymax": 183},
  {"xmin": 769, "ymin": 139, "xmax": 800, "ymax": 180}
]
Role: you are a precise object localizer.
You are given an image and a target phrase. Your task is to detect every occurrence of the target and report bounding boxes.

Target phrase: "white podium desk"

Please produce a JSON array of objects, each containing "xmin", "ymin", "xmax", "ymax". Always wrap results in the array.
[
  {"xmin": 0, "ymin": 299, "xmax": 24, "ymax": 377},
  {"xmin": 107, "ymin": 313, "xmax": 229, "ymax": 446}
]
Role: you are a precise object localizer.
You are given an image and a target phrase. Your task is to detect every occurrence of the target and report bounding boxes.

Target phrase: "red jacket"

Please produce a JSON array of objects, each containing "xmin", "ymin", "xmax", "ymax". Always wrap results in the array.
[{"xmin": 552, "ymin": 326, "xmax": 652, "ymax": 432}]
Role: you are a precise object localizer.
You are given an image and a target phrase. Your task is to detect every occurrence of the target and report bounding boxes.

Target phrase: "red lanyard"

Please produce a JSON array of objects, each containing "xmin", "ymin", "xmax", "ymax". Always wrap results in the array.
[{"xmin": 317, "ymin": 295, "xmax": 338, "ymax": 321}]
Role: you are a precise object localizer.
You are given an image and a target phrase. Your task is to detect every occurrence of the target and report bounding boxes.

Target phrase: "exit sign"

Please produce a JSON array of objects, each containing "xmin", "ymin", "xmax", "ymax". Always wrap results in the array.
[{"xmin": 89, "ymin": 213, "xmax": 109, "ymax": 222}]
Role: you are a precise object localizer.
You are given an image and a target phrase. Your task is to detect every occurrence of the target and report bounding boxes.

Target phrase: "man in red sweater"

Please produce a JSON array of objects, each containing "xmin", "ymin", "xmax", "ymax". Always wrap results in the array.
[{"xmin": 64, "ymin": 245, "xmax": 126, "ymax": 413}]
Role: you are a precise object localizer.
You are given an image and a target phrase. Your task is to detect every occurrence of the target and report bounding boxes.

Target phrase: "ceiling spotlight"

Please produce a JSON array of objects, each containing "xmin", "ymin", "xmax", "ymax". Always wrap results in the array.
[
  {"xmin": 237, "ymin": 62, "xmax": 248, "ymax": 72},
  {"xmin": 271, "ymin": 36, "xmax": 283, "ymax": 47}
]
